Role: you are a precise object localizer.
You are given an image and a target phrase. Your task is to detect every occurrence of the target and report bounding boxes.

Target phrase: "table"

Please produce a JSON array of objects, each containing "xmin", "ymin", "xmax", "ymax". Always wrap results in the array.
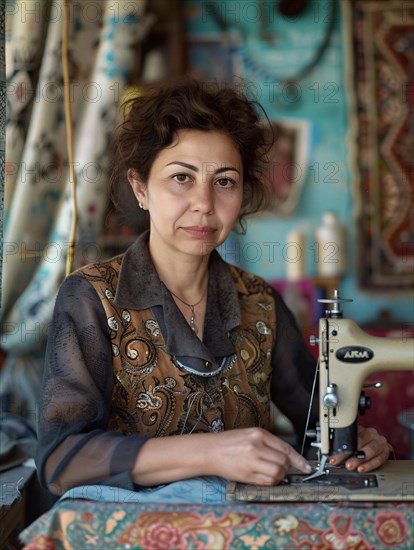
[{"xmin": 19, "ymin": 497, "xmax": 414, "ymax": 549}]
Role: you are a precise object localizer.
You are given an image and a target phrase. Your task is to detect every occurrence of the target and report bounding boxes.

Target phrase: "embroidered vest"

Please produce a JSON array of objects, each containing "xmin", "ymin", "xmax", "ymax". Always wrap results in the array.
[{"xmin": 79, "ymin": 256, "xmax": 276, "ymax": 438}]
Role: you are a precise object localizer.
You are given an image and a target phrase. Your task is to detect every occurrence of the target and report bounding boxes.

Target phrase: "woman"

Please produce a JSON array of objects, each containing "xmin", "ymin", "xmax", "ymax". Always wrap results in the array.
[{"xmin": 37, "ymin": 80, "xmax": 389, "ymax": 496}]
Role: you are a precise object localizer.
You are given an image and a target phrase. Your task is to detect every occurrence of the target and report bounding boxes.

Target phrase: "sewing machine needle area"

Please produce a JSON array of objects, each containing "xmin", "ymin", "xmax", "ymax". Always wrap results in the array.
[{"xmin": 301, "ymin": 455, "xmax": 329, "ymax": 482}]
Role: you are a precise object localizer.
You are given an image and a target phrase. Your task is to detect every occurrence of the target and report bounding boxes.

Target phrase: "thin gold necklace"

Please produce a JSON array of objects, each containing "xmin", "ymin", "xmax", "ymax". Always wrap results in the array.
[{"xmin": 165, "ymin": 285, "xmax": 207, "ymax": 335}]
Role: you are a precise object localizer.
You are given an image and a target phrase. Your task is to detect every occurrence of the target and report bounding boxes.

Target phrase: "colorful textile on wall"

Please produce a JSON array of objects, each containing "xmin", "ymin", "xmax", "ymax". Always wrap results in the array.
[
  {"xmin": 1, "ymin": 1, "xmax": 154, "ymax": 419},
  {"xmin": 353, "ymin": 0, "xmax": 414, "ymax": 291}
]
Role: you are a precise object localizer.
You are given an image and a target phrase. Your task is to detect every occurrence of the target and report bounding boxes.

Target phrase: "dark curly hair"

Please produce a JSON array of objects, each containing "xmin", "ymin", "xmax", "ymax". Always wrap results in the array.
[{"xmin": 108, "ymin": 79, "xmax": 272, "ymax": 233}]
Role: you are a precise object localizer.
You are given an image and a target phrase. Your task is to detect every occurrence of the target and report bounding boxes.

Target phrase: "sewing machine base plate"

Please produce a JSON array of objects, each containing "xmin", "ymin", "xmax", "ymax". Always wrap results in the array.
[{"xmin": 227, "ymin": 460, "xmax": 414, "ymax": 502}]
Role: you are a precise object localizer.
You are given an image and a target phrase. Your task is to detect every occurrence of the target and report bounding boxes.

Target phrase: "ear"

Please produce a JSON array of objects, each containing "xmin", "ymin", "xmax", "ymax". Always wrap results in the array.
[{"xmin": 127, "ymin": 169, "xmax": 147, "ymax": 208}]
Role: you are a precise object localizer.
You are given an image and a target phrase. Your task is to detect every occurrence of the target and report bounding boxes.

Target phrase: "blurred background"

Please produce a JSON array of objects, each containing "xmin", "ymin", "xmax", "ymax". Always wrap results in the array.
[{"xmin": 0, "ymin": 0, "xmax": 413, "ymax": 460}]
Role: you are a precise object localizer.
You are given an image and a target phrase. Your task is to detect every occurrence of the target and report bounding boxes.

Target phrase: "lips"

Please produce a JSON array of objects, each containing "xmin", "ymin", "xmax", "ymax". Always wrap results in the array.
[{"xmin": 181, "ymin": 226, "xmax": 217, "ymax": 238}]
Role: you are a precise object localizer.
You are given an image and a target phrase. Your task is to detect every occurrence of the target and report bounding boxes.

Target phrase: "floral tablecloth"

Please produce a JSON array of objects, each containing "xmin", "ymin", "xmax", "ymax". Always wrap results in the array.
[{"xmin": 20, "ymin": 499, "xmax": 414, "ymax": 549}]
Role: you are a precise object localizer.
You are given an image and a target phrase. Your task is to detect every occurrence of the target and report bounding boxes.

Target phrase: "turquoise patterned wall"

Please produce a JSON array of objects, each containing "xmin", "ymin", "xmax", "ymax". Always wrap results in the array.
[{"xmin": 185, "ymin": 0, "xmax": 412, "ymax": 326}]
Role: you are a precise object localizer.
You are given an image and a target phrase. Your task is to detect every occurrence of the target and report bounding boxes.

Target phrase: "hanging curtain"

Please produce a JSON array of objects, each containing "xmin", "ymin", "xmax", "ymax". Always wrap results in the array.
[{"xmin": 0, "ymin": 0, "xmax": 153, "ymax": 421}]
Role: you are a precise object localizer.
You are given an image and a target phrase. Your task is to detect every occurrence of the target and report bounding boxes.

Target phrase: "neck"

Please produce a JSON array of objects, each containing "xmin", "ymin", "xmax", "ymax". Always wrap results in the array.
[
  {"xmin": 149, "ymin": 241, "xmax": 210, "ymax": 302},
  {"xmin": 161, "ymin": 270, "xmax": 209, "ymax": 306}
]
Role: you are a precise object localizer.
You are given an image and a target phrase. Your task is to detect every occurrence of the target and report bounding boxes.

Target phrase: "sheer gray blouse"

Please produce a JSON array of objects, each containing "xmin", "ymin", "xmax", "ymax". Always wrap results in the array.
[{"xmin": 36, "ymin": 232, "xmax": 317, "ymax": 494}]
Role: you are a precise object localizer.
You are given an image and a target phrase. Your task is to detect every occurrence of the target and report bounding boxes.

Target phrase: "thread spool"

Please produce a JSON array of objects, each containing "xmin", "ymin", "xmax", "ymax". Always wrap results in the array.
[
  {"xmin": 285, "ymin": 228, "xmax": 306, "ymax": 281},
  {"xmin": 315, "ymin": 212, "xmax": 347, "ymax": 278}
]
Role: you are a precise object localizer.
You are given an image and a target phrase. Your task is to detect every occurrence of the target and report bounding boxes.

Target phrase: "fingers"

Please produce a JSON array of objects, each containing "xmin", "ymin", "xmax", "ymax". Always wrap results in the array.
[
  {"xmin": 240, "ymin": 429, "xmax": 312, "ymax": 484},
  {"xmin": 329, "ymin": 427, "xmax": 389, "ymax": 473},
  {"xmin": 346, "ymin": 428, "xmax": 389, "ymax": 473},
  {"xmin": 287, "ymin": 446, "xmax": 313, "ymax": 474},
  {"xmin": 328, "ymin": 452, "xmax": 351, "ymax": 467},
  {"xmin": 257, "ymin": 429, "xmax": 312, "ymax": 474}
]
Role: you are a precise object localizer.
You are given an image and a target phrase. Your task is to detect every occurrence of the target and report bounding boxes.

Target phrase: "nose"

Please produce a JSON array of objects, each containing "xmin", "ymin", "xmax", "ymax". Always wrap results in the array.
[{"xmin": 191, "ymin": 183, "xmax": 214, "ymax": 214}]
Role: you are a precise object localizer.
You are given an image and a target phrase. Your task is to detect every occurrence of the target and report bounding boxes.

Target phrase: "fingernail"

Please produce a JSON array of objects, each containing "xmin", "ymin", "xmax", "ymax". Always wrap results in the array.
[
  {"xmin": 305, "ymin": 463, "xmax": 312, "ymax": 473},
  {"xmin": 346, "ymin": 461, "xmax": 353, "ymax": 469},
  {"xmin": 329, "ymin": 457, "xmax": 336, "ymax": 465},
  {"xmin": 358, "ymin": 465, "xmax": 365, "ymax": 473}
]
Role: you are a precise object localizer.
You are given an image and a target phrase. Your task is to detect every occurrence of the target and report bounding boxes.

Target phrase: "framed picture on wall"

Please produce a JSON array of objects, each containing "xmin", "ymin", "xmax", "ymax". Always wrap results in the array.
[{"xmin": 259, "ymin": 119, "xmax": 311, "ymax": 217}]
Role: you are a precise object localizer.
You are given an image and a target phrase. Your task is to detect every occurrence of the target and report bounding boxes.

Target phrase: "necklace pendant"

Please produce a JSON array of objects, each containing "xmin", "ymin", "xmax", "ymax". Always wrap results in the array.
[
  {"xmin": 190, "ymin": 309, "xmax": 198, "ymax": 334},
  {"xmin": 190, "ymin": 308, "xmax": 198, "ymax": 334}
]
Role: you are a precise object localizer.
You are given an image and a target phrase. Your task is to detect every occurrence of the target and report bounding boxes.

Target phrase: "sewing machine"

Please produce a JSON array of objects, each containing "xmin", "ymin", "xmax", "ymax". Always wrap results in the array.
[
  {"xmin": 228, "ymin": 290, "xmax": 414, "ymax": 502},
  {"xmin": 304, "ymin": 290, "xmax": 413, "ymax": 481}
]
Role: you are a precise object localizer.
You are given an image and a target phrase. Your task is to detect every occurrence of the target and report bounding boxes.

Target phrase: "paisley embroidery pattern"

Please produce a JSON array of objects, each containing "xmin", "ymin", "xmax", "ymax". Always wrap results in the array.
[{"xmin": 79, "ymin": 257, "xmax": 276, "ymax": 438}]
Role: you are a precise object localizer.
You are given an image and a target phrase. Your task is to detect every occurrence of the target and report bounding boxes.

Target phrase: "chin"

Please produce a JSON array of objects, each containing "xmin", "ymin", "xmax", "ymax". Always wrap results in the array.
[{"xmin": 187, "ymin": 241, "xmax": 217, "ymax": 256}]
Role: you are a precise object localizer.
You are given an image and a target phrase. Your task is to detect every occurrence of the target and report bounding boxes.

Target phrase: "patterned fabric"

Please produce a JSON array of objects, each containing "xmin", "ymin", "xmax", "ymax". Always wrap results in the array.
[
  {"xmin": 78, "ymin": 254, "xmax": 275, "ymax": 437},
  {"xmin": 20, "ymin": 498, "xmax": 414, "ymax": 549},
  {"xmin": 1, "ymin": 1, "xmax": 153, "ymax": 418},
  {"xmin": 353, "ymin": 0, "xmax": 414, "ymax": 290},
  {"xmin": 4, "ymin": 0, "xmax": 49, "ymax": 219}
]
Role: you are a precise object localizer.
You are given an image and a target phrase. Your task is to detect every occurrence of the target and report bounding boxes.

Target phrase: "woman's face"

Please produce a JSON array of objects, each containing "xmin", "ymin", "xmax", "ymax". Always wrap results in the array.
[{"xmin": 129, "ymin": 129, "xmax": 244, "ymax": 258}]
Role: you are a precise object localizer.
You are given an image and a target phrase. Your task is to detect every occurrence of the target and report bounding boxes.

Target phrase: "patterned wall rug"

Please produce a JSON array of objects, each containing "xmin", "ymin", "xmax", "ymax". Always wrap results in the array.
[{"xmin": 352, "ymin": 0, "xmax": 413, "ymax": 291}]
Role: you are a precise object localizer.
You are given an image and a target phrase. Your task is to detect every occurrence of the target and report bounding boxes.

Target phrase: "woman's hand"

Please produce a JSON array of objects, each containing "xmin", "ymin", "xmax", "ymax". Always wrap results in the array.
[
  {"xmin": 328, "ymin": 426, "xmax": 390, "ymax": 473},
  {"xmin": 208, "ymin": 427, "xmax": 312, "ymax": 486},
  {"xmin": 133, "ymin": 427, "xmax": 312, "ymax": 487}
]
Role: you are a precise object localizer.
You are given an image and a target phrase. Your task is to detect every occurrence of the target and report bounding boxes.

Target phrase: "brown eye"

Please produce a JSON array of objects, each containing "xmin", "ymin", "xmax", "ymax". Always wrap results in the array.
[
  {"xmin": 215, "ymin": 178, "xmax": 234, "ymax": 188},
  {"xmin": 173, "ymin": 174, "xmax": 190, "ymax": 184}
]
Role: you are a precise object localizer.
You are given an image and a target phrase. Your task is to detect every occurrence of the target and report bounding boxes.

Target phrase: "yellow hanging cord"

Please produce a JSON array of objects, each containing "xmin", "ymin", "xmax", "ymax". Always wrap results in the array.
[{"xmin": 62, "ymin": 0, "xmax": 77, "ymax": 275}]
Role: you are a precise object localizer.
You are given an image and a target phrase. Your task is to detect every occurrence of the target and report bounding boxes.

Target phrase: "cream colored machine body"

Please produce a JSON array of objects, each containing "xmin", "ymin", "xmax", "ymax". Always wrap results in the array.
[{"xmin": 305, "ymin": 291, "xmax": 414, "ymax": 480}]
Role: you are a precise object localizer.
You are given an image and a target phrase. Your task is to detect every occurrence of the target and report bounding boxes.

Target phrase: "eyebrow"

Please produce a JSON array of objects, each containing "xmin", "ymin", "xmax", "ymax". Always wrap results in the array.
[{"xmin": 166, "ymin": 161, "xmax": 240, "ymax": 174}]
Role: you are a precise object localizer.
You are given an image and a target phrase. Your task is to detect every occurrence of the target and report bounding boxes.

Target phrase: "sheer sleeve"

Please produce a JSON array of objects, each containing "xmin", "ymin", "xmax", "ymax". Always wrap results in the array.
[
  {"xmin": 270, "ymin": 288, "xmax": 318, "ymax": 446},
  {"xmin": 36, "ymin": 274, "xmax": 147, "ymax": 495}
]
